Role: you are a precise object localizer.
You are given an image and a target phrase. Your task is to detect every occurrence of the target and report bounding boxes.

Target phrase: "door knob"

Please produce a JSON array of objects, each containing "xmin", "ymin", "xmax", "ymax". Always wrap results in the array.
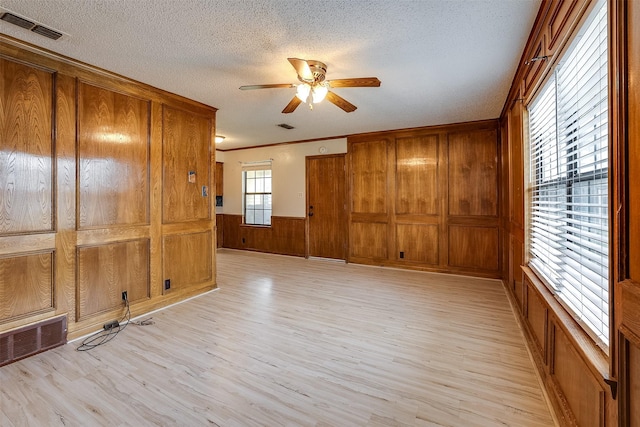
[{"xmin": 309, "ymin": 212, "xmax": 314, "ymax": 217}]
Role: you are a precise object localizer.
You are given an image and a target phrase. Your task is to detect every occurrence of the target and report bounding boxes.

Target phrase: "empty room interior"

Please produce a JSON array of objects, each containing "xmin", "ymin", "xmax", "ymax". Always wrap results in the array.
[{"xmin": 0, "ymin": 0, "xmax": 639, "ymax": 425}]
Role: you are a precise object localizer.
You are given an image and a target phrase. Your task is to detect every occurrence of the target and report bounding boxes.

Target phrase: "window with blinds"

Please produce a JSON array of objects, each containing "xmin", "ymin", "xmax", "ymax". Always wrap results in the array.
[
  {"xmin": 243, "ymin": 162, "xmax": 272, "ymax": 226},
  {"xmin": 527, "ymin": 0, "xmax": 609, "ymax": 346}
]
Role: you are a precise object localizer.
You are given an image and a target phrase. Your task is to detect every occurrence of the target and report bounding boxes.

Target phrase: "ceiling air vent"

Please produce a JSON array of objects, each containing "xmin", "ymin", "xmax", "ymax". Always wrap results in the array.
[
  {"xmin": 277, "ymin": 123, "xmax": 295, "ymax": 130},
  {"xmin": 31, "ymin": 25, "xmax": 62, "ymax": 40},
  {"xmin": 0, "ymin": 12, "xmax": 34, "ymax": 29},
  {"xmin": 1, "ymin": 12, "xmax": 63, "ymax": 40}
]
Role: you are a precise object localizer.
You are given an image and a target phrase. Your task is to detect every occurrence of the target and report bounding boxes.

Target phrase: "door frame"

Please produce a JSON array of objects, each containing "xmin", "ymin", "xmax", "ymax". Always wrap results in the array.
[{"xmin": 305, "ymin": 153, "xmax": 347, "ymax": 259}]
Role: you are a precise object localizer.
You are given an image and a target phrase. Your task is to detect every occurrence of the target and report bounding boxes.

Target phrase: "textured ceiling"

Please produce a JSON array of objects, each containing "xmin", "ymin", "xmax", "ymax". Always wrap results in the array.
[{"xmin": 0, "ymin": 0, "xmax": 540, "ymax": 150}]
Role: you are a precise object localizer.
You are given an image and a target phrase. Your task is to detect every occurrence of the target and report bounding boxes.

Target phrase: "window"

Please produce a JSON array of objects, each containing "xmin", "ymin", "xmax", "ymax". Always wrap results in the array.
[
  {"xmin": 527, "ymin": 0, "xmax": 608, "ymax": 346},
  {"xmin": 243, "ymin": 164, "xmax": 272, "ymax": 226}
]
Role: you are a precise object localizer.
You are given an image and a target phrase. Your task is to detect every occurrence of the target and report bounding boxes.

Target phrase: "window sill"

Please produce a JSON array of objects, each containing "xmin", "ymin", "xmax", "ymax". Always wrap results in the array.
[{"xmin": 240, "ymin": 223, "xmax": 272, "ymax": 229}]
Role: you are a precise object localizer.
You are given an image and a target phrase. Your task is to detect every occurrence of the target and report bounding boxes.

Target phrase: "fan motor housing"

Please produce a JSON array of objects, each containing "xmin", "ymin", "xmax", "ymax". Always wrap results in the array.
[{"xmin": 304, "ymin": 60, "xmax": 327, "ymax": 83}]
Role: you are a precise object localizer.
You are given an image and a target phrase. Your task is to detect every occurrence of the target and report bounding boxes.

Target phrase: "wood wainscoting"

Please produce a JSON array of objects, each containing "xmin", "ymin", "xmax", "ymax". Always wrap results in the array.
[
  {"xmin": 511, "ymin": 267, "xmax": 612, "ymax": 426},
  {"xmin": 0, "ymin": 36, "xmax": 217, "ymax": 342},
  {"xmin": 221, "ymin": 215, "xmax": 305, "ymax": 257},
  {"xmin": 347, "ymin": 120, "xmax": 501, "ymax": 278}
]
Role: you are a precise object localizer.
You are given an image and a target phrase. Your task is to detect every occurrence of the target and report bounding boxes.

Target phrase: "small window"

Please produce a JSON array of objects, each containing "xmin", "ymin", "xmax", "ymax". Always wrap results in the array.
[
  {"xmin": 527, "ymin": 0, "xmax": 608, "ymax": 346},
  {"xmin": 243, "ymin": 165, "xmax": 272, "ymax": 226}
]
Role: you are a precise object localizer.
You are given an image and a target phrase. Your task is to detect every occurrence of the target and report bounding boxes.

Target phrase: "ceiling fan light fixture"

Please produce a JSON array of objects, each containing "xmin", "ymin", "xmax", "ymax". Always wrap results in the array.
[
  {"xmin": 215, "ymin": 135, "xmax": 225, "ymax": 143},
  {"xmin": 295, "ymin": 84, "xmax": 310, "ymax": 102},
  {"xmin": 312, "ymin": 84, "xmax": 328, "ymax": 103}
]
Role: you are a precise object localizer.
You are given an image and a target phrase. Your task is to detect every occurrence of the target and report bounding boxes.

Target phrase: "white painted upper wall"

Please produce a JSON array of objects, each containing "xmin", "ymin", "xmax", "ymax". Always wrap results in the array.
[{"xmin": 220, "ymin": 139, "xmax": 347, "ymax": 217}]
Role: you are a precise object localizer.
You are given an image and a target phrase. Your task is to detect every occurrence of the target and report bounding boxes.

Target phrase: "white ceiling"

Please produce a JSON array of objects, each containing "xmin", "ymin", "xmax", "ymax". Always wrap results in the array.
[{"xmin": 0, "ymin": 0, "xmax": 540, "ymax": 150}]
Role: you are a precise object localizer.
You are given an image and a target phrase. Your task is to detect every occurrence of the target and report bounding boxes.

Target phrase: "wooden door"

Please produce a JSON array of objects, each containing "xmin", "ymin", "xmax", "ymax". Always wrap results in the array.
[{"xmin": 306, "ymin": 154, "xmax": 346, "ymax": 259}]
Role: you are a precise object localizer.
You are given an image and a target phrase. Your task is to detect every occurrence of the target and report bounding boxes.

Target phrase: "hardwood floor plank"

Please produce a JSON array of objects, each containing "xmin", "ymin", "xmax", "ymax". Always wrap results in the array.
[{"xmin": 0, "ymin": 249, "xmax": 554, "ymax": 426}]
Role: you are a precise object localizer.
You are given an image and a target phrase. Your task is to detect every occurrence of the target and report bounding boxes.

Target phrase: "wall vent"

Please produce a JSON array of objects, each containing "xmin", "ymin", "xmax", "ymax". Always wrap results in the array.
[
  {"xmin": 0, "ymin": 315, "xmax": 67, "ymax": 367},
  {"xmin": 1, "ymin": 12, "xmax": 63, "ymax": 40},
  {"xmin": 277, "ymin": 123, "xmax": 295, "ymax": 130}
]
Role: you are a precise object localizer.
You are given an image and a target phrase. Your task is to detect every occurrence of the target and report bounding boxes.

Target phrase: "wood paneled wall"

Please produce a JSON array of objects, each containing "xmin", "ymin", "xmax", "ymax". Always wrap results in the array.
[
  {"xmin": 222, "ymin": 215, "xmax": 305, "ymax": 257},
  {"xmin": 0, "ymin": 37, "xmax": 217, "ymax": 340},
  {"xmin": 617, "ymin": 1, "xmax": 640, "ymax": 425},
  {"xmin": 347, "ymin": 121, "xmax": 500, "ymax": 277},
  {"xmin": 499, "ymin": 0, "xmax": 640, "ymax": 425}
]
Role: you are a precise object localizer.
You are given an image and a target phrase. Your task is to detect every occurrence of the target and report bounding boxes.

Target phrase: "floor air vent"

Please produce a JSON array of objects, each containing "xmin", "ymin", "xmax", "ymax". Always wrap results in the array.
[{"xmin": 0, "ymin": 315, "xmax": 67, "ymax": 367}]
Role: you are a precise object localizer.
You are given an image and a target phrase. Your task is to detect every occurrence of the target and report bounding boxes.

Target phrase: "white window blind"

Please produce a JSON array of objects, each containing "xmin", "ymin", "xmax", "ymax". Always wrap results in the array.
[
  {"xmin": 242, "ymin": 161, "xmax": 272, "ymax": 226},
  {"xmin": 528, "ymin": 0, "xmax": 609, "ymax": 346}
]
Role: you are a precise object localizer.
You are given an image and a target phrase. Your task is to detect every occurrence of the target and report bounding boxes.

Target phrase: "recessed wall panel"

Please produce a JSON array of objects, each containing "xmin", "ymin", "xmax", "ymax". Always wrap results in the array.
[
  {"xmin": 396, "ymin": 224, "xmax": 438, "ymax": 264},
  {"xmin": 350, "ymin": 140, "xmax": 388, "ymax": 214},
  {"xmin": 448, "ymin": 129, "xmax": 498, "ymax": 217},
  {"xmin": 552, "ymin": 325, "xmax": 604, "ymax": 427},
  {"xmin": 350, "ymin": 222, "xmax": 387, "ymax": 259},
  {"xmin": 162, "ymin": 106, "xmax": 211, "ymax": 223},
  {"xmin": 448, "ymin": 225, "xmax": 498, "ymax": 271},
  {"xmin": 78, "ymin": 82, "xmax": 150, "ymax": 228},
  {"xmin": 0, "ymin": 252, "xmax": 53, "ymax": 320},
  {"xmin": 396, "ymin": 135, "xmax": 439, "ymax": 215},
  {"xmin": 77, "ymin": 239, "xmax": 149, "ymax": 319},
  {"xmin": 163, "ymin": 231, "xmax": 212, "ymax": 291},
  {"xmin": 0, "ymin": 58, "xmax": 53, "ymax": 234}
]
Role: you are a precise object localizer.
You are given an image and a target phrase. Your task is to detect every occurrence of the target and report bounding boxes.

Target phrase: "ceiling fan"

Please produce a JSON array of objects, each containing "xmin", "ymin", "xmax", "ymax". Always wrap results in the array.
[{"xmin": 239, "ymin": 58, "xmax": 381, "ymax": 114}]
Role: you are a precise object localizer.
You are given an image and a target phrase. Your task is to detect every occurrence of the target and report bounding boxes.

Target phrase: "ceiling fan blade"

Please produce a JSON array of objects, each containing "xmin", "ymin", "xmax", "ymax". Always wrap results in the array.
[
  {"xmin": 288, "ymin": 58, "xmax": 313, "ymax": 81},
  {"xmin": 282, "ymin": 96, "xmax": 302, "ymax": 114},
  {"xmin": 327, "ymin": 77, "xmax": 381, "ymax": 88},
  {"xmin": 326, "ymin": 91, "xmax": 357, "ymax": 113},
  {"xmin": 239, "ymin": 83, "xmax": 294, "ymax": 90}
]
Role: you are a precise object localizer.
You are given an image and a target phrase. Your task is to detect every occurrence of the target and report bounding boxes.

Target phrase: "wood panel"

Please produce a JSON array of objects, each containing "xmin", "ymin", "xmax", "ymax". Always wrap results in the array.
[
  {"xmin": 619, "ymin": 3, "xmax": 640, "ymax": 425},
  {"xmin": 350, "ymin": 222, "xmax": 387, "ymax": 260},
  {"xmin": 395, "ymin": 134, "xmax": 439, "ymax": 215},
  {"xmin": 350, "ymin": 139, "xmax": 388, "ymax": 214},
  {"xmin": 77, "ymin": 239, "xmax": 149, "ymax": 320},
  {"xmin": 0, "ymin": 37, "xmax": 217, "ymax": 346},
  {"xmin": 0, "ymin": 252, "xmax": 53, "ymax": 321},
  {"xmin": 395, "ymin": 224, "xmax": 438, "ymax": 265},
  {"xmin": 163, "ymin": 231, "xmax": 212, "ymax": 291},
  {"xmin": 508, "ymin": 100, "xmax": 524, "ymax": 228},
  {"xmin": 162, "ymin": 105, "xmax": 211, "ymax": 223},
  {"xmin": 448, "ymin": 129, "xmax": 498, "ymax": 217},
  {"xmin": 511, "ymin": 234, "xmax": 525, "ymax": 307},
  {"xmin": 77, "ymin": 82, "xmax": 150, "ymax": 228},
  {"xmin": 629, "ymin": 0, "xmax": 640, "ymax": 281},
  {"xmin": 551, "ymin": 324, "xmax": 604, "ymax": 427},
  {"xmin": 216, "ymin": 214, "xmax": 223, "ymax": 248},
  {"xmin": 527, "ymin": 282, "xmax": 548, "ymax": 358},
  {"xmin": 215, "ymin": 162, "xmax": 223, "ymax": 197},
  {"xmin": 547, "ymin": 0, "xmax": 580, "ymax": 54},
  {"xmin": 448, "ymin": 225, "xmax": 499, "ymax": 271},
  {"xmin": 629, "ymin": 340, "xmax": 640, "ymax": 426},
  {"xmin": 269, "ymin": 217, "xmax": 305, "ymax": 256},
  {"xmin": 221, "ymin": 214, "xmax": 242, "ymax": 249},
  {"xmin": 54, "ymin": 73, "xmax": 78, "ymax": 322},
  {"xmin": 221, "ymin": 214, "xmax": 305, "ymax": 257},
  {"xmin": 523, "ymin": 33, "xmax": 547, "ymax": 99},
  {"xmin": 0, "ymin": 57, "xmax": 53, "ymax": 234}
]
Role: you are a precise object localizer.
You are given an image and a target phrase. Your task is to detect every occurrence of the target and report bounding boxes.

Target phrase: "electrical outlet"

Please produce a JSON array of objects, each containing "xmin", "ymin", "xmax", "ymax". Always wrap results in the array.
[
  {"xmin": 121, "ymin": 291, "xmax": 128, "ymax": 301},
  {"xmin": 164, "ymin": 279, "xmax": 171, "ymax": 290},
  {"xmin": 242, "ymin": 237, "xmax": 245, "ymax": 244},
  {"xmin": 399, "ymin": 251, "xmax": 405, "ymax": 259}
]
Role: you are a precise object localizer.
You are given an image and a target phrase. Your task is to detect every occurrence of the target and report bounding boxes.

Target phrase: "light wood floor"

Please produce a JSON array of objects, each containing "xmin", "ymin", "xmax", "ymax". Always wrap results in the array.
[{"xmin": 1, "ymin": 249, "xmax": 554, "ymax": 426}]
